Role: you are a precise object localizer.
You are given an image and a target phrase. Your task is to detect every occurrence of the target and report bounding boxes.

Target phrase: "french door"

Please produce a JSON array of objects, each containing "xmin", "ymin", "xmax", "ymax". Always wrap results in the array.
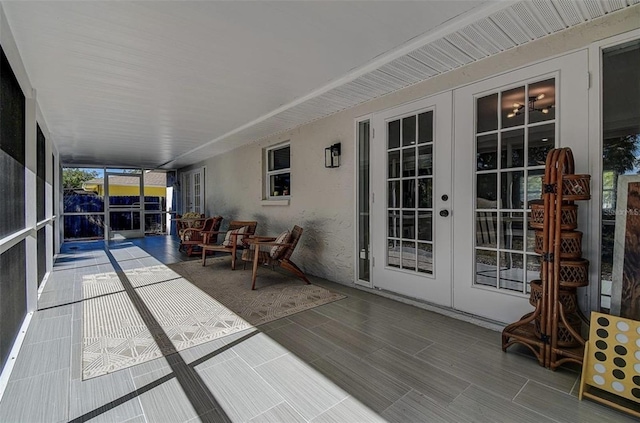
[
  {"xmin": 183, "ymin": 168, "xmax": 204, "ymax": 214},
  {"xmin": 452, "ymin": 50, "xmax": 589, "ymax": 323},
  {"xmin": 371, "ymin": 92, "xmax": 453, "ymax": 306}
]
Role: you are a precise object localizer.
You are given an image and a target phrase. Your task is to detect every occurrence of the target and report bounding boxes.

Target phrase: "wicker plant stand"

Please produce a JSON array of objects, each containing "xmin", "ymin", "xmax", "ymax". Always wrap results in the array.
[{"xmin": 502, "ymin": 147, "xmax": 591, "ymax": 369}]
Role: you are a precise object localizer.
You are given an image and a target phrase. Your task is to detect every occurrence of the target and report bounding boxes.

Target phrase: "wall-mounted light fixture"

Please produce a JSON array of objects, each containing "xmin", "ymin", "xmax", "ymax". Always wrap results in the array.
[{"xmin": 325, "ymin": 142, "xmax": 341, "ymax": 168}]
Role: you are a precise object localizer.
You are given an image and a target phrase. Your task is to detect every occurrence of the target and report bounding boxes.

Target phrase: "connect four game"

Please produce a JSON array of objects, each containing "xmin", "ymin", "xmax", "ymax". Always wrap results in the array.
[{"xmin": 579, "ymin": 311, "xmax": 640, "ymax": 417}]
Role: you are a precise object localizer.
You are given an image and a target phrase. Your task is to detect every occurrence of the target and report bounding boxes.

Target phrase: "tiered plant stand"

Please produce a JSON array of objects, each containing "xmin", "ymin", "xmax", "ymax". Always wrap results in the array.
[{"xmin": 502, "ymin": 147, "xmax": 591, "ymax": 369}]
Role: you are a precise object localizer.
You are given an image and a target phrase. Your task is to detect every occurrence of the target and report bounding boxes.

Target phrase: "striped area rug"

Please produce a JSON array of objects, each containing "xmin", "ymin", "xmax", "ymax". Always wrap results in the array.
[
  {"xmin": 82, "ymin": 261, "xmax": 343, "ymax": 379},
  {"xmin": 82, "ymin": 267, "xmax": 251, "ymax": 380}
]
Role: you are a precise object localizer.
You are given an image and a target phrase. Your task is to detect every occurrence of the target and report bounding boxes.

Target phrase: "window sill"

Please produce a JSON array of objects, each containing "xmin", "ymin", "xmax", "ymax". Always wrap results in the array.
[{"xmin": 261, "ymin": 199, "xmax": 290, "ymax": 206}]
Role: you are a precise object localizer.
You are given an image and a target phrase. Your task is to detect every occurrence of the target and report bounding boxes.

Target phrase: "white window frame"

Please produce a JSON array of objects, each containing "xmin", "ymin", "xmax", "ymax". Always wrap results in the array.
[{"xmin": 264, "ymin": 142, "xmax": 291, "ymax": 200}]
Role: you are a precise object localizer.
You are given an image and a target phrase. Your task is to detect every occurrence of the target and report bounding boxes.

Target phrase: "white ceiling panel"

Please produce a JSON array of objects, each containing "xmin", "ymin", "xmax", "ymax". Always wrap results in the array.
[{"xmin": 2, "ymin": 1, "xmax": 638, "ymax": 169}]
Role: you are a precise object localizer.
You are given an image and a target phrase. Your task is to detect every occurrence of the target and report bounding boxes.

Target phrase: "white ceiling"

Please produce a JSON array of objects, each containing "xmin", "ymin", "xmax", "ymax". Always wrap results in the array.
[{"xmin": 3, "ymin": 1, "xmax": 638, "ymax": 169}]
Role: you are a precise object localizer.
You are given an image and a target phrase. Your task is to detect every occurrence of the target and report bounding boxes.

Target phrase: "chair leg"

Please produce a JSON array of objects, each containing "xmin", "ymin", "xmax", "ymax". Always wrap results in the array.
[
  {"xmin": 251, "ymin": 248, "xmax": 260, "ymax": 290},
  {"xmin": 281, "ymin": 260, "xmax": 310, "ymax": 284},
  {"xmin": 201, "ymin": 247, "xmax": 207, "ymax": 266},
  {"xmin": 231, "ymin": 243, "xmax": 237, "ymax": 270}
]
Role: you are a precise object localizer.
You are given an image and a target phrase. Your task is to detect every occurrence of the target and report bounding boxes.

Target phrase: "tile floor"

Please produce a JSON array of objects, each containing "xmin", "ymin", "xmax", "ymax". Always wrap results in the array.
[{"xmin": 0, "ymin": 236, "xmax": 636, "ymax": 422}]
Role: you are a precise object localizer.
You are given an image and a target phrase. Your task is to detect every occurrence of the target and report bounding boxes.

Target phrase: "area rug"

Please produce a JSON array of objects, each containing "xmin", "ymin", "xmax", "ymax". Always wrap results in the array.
[
  {"xmin": 82, "ymin": 268, "xmax": 251, "ymax": 380},
  {"xmin": 82, "ymin": 259, "xmax": 343, "ymax": 379},
  {"xmin": 168, "ymin": 257, "xmax": 345, "ymax": 326}
]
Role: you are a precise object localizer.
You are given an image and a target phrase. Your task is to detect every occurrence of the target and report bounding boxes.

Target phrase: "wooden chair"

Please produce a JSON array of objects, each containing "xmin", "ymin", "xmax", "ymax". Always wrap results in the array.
[
  {"xmin": 240, "ymin": 225, "xmax": 310, "ymax": 290},
  {"xmin": 199, "ymin": 220, "xmax": 257, "ymax": 270},
  {"xmin": 179, "ymin": 216, "xmax": 223, "ymax": 256}
]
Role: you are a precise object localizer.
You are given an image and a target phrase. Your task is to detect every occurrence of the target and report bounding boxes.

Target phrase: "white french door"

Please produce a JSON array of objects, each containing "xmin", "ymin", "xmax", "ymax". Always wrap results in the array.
[
  {"xmin": 183, "ymin": 168, "xmax": 204, "ymax": 214},
  {"xmin": 452, "ymin": 50, "xmax": 589, "ymax": 324},
  {"xmin": 371, "ymin": 92, "xmax": 453, "ymax": 306}
]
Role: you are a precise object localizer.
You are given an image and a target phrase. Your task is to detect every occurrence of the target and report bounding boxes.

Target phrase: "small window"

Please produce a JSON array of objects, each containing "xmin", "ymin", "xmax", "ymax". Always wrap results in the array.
[{"xmin": 265, "ymin": 143, "xmax": 290, "ymax": 198}]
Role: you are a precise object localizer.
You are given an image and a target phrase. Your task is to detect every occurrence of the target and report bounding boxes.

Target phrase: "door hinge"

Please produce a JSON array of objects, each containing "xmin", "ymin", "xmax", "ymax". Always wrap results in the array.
[
  {"xmin": 372, "ymin": 128, "xmax": 375, "ymax": 139},
  {"xmin": 372, "ymin": 257, "xmax": 375, "ymax": 267},
  {"xmin": 371, "ymin": 192, "xmax": 375, "ymax": 203},
  {"xmin": 587, "ymin": 71, "xmax": 591, "ymax": 90}
]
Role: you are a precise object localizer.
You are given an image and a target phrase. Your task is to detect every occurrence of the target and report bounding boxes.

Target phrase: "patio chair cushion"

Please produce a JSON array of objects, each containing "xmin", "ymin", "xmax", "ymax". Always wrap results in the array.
[
  {"xmin": 222, "ymin": 226, "xmax": 247, "ymax": 247},
  {"xmin": 270, "ymin": 230, "xmax": 291, "ymax": 259}
]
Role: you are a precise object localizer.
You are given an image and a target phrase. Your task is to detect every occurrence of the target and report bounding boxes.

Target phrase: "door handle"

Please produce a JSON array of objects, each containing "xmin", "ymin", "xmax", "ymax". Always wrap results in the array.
[{"xmin": 439, "ymin": 209, "xmax": 450, "ymax": 217}]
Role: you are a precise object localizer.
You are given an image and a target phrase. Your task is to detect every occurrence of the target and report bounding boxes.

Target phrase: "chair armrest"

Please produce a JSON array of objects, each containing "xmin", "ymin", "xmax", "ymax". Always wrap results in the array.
[
  {"xmin": 253, "ymin": 241, "xmax": 292, "ymax": 248},
  {"xmin": 203, "ymin": 230, "xmax": 224, "ymax": 236},
  {"xmin": 247, "ymin": 236, "xmax": 277, "ymax": 243}
]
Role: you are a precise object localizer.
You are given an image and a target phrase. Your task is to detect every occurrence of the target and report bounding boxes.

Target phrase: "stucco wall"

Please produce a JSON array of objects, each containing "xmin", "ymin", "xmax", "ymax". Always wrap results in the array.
[{"xmin": 180, "ymin": 6, "xmax": 640, "ymax": 286}]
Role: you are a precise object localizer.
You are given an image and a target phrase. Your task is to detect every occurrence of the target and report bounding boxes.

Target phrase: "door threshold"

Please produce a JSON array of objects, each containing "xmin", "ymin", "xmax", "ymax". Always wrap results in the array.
[{"xmin": 357, "ymin": 284, "xmax": 506, "ymax": 332}]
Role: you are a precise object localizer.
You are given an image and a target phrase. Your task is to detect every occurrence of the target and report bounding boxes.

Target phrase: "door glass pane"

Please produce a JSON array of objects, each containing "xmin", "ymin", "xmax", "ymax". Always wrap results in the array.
[
  {"xmin": 501, "ymin": 129, "xmax": 525, "ymax": 168},
  {"xmin": 388, "ymin": 151, "xmax": 400, "ymax": 178},
  {"xmin": 402, "ymin": 241, "xmax": 416, "ymax": 271},
  {"xmin": 388, "ymin": 211, "xmax": 400, "ymax": 239},
  {"xmin": 418, "ymin": 211, "xmax": 433, "ymax": 241},
  {"xmin": 477, "ymin": 134, "xmax": 498, "ymax": 171},
  {"xmin": 402, "ymin": 211, "xmax": 415, "ymax": 239},
  {"xmin": 501, "ymin": 86, "xmax": 525, "ymax": 128},
  {"xmin": 417, "ymin": 243, "xmax": 433, "ymax": 274},
  {"xmin": 193, "ymin": 173, "xmax": 201, "ymax": 213},
  {"xmin": 388, "ymin": 181, "xmax": 400, "ymax": 208},
  {"xmin": 184, "ymin": 175, "xmax": 192, "ymax": 212},
  {"xmin": 358, "ymin": 121, "xmax": 370, "ymax": 282},
  {"xmin": 476, "ymin": 212, "xmax": 498, "ymax": 248},
  {"xmin": 477, "ymin": 173, "xmax": 498, "ymax": 205},
  {"xmin": 526, "ymin": 254, "xmax": 541, "ymax": 287},
  {"xmin": 500, "ymin": 170, "xmax": 524, "ymax": 209},
  {"xmin": 500, "ymin": 212, "xmax": 524, "ymax": 250},
  {"xmin": 477, "ymin": 93, "xmax": 498, "ymax": 133},
  {"xmin": 402, "ymin": 179, "xmax": 415, "ymax": 208},
  {"xmin": 388, "ymin": 239, "xmax": 400, "ymax": 268},
  {"xmin": 418, "ymin": 178, "xmax": 432, "ymax": 209},
  {"xmin": 499, "ymin": 252, "xmax": 524, "ymax": 292},
  {"xmin": 388, "ymin": 120, "xmax": 400, "ymax": 149},
  {"xmin": 527, "ymin": 170, "xmax": 545, "ymax": 207},
  {"xmin": 402, "ymin": 116, "xmax": 416, "ymax": 146},
  {"xmin": 528, "ymin": 124, "xmax": 555, "ymax": 166},
  {"xmin": 418, "ymin": 111, "xmax": 433, "ymax": 143},
  {"xmin": 476, "ymin": 250, "xmax": 497, "ymax": 287},
  {"xmin": 528, "ymin": 78, "xmax": 555, "ymax": 124},
  {"xmin": 402, "ymin": 148, "xmax": 416, "ymax": 177},
  {"xmin": 418, "ymin": 145, "xmax": 433, "ymax": 176},
  {"xmin": 526, "ymin": 213, "xmax": 537, "ymax": 253}
]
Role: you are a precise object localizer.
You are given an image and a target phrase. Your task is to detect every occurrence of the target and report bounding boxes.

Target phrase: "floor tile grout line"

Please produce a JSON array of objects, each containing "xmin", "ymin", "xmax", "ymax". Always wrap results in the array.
[
  {"xmin": 68, "ymin": 372, "xmax": 177, "ymax": 423},
  {"xmin": 187, "ymin": 330, "xmax": 260, "ymax": 369},
  {"xmin": 308, "ymin": 395, "xmax": 351, "ymax": 422},
  {"xmin": 101, "ymin": 246, "xmax": 232, "ymax": 423},
  {"xmin": 509, "ymin": 380, "xmax": 567, "ymax": 423},
  {"xmin": 512, "ymin": 378, "xmax": 531, "ymax": 402}
]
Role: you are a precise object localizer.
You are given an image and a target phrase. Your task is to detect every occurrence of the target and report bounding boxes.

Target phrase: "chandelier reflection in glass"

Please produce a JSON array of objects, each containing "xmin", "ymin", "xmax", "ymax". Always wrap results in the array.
[{"xmin": 507, "ymin": 93, "xmax": 553, "ymax": 118}]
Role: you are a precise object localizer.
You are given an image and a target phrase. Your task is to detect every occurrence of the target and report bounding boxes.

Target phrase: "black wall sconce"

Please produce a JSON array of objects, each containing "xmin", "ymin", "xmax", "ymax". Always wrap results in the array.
[{"xmin": 325, "ymin": 142, "xmax": 341, "ymax": 168}]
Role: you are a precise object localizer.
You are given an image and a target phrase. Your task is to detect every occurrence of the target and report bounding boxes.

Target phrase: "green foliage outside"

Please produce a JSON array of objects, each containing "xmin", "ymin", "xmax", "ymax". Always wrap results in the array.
[{"xmin": 63, "ymin": 168, "xmax": 99, "ymax": 189}]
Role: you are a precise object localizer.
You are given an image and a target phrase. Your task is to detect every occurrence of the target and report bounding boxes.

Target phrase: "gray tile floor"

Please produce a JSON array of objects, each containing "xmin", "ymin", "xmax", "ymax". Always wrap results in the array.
[{"xmin": 0, "ymin": 236, "xmax": 637, "ymax": 422}]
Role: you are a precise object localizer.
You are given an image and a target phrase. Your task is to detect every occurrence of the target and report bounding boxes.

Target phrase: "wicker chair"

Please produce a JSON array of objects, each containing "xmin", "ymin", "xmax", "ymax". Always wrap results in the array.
[
  {"xmin": 240, "ymin": 225, "xmax": 310, "ymax": 290},
  {"xmin": 199, "ymin": 220, "xmax": 257, "ymax": 270},
  {"xmin": 179, "ymin": 216, "xmax": 223, "ymax": 256}
]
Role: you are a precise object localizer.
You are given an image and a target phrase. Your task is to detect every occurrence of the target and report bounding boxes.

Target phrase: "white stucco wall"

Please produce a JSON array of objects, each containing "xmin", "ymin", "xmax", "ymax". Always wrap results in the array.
[{"xmin": 180, "ymin": 6, "xmax": 639, "ymax": 286}]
